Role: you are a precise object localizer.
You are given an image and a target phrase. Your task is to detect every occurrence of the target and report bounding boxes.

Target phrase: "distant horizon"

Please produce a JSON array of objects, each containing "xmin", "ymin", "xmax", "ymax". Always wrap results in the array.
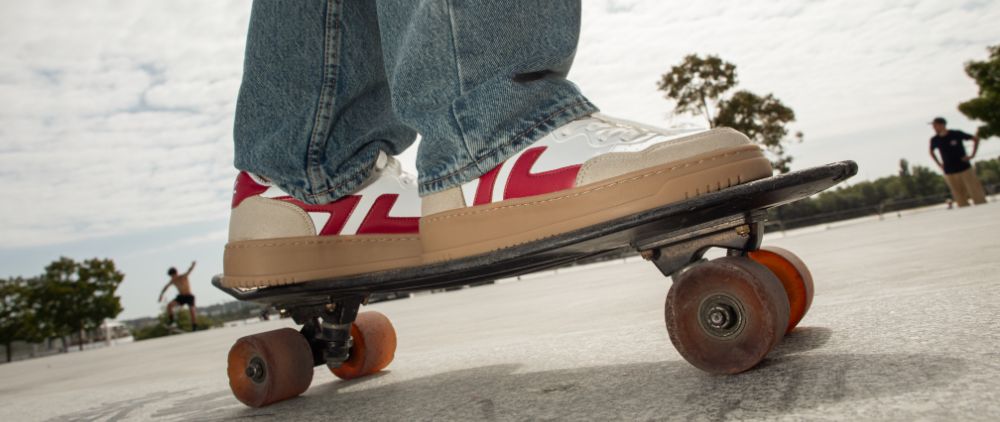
[{"xmin": 2, "ymin": 0, "xmax": 999, "ymax": 319}]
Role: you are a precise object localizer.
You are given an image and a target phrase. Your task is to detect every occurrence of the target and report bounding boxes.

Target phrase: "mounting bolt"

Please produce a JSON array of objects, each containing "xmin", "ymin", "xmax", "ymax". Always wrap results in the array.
[{"xmin": 735, "ymin": 225, "xmax": 751, "ymax": 238}]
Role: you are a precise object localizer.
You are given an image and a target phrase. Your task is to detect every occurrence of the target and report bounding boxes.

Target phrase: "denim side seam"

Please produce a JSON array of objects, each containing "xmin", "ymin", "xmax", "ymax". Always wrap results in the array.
[
  {"xmin": 419, "ymin": 97, "xmax": 597, "ymax": 194},
  {"xmin": 443, "ymin": 0, "xmax": 479, "ymax": 171},
  {"xmin": 303, "ymin": 0, "xmax": 345, "ymax": 202}
]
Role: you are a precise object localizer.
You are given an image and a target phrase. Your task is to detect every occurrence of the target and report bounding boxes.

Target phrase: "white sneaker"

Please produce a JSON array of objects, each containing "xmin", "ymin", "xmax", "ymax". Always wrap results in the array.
[
  {"xmin": 223, "ymin": 152, "xmax": 422, "ymax": 288},
  {"xmin": 420, "ymin": 113, "xmax": 773, "ymax": 262}
]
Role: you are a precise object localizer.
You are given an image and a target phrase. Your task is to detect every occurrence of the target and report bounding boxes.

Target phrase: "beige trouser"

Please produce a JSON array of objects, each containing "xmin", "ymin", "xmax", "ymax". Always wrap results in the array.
[{"xmin": 944, "ymin": 168, "xmax": 987, "ymax": 207}]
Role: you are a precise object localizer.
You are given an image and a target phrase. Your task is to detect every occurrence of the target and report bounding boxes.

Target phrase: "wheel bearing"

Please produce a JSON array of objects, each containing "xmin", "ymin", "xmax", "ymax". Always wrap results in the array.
[
  {"xmin": 245, "ymin": 357, "xmax": 267, "ymax": 383},
  {"xmin": 698, "ymin": 294, "xmax": 747, "ymax": 339}
]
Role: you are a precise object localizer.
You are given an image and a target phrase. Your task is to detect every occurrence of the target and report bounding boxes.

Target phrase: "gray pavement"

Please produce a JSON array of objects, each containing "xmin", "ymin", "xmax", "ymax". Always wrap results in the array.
[{"xmin": 1, "ymin": 202, "xmax": 998, "ymax": 421}]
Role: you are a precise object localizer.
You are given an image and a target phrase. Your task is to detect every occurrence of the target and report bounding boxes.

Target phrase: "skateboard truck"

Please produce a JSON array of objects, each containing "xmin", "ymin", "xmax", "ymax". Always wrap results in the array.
[
  {"xmin": 293, "ymin": 297, "xmax": 364, "ymax": 368},
  {"xmin": 637, "ymin": 211, "xmax": 766, "ymax": 278}
]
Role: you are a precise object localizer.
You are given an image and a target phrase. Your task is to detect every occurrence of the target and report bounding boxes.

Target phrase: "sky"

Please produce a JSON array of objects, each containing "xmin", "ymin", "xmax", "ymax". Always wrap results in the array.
[{"xmin": 1, "ymin": 0, "xmax": 998, "ymax": 320}]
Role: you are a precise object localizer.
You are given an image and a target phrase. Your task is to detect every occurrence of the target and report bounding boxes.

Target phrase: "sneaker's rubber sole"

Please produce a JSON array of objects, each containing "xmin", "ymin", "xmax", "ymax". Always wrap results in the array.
[{"xmin": 222, "ymin": 234, "xmax": 421, "ymax": 288}]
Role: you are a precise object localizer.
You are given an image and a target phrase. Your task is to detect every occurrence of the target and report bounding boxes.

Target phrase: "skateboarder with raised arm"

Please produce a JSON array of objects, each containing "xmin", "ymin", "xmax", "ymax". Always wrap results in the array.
[
  {"xmin": 222, "ymin": 1, "xmax": 773, "ymax": 287},
  {"xmin": 159, "ymin": 261, "xmax": 198, "ymax": 330},
  {"xmin": 929, "ymin": 117, "xmax": 987, "ymax": 207}
]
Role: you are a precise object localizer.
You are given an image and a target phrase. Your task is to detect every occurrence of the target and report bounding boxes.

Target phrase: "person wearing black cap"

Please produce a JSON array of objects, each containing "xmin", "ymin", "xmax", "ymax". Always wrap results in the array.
[{"xmin": 929, "ymin": 117, "xmax": 986, "ymax": 207}]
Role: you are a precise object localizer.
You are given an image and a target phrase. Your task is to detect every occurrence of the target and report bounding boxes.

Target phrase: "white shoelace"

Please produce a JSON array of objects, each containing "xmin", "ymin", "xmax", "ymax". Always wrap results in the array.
[
  {"xmin": 380, "ymin": 154, "xmax": 417, "ymax": 188},
  {"xmin": 556, "ymin": 113, "xmax": 704, "ymax": 146},
  {"xmin": 584, "ymin": 114, "xmax": 659, "ymax": 145},
  {"xmin": 399, "ymin": 171, "xmax": 417, "ymax": 188}
]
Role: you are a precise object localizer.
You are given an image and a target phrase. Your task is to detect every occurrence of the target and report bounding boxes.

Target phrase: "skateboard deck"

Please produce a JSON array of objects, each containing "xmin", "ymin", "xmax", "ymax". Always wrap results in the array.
[
  {"xmin": 217, "ymin": 160, "xmax": 857, "ymax": 407},
  {"xmin": 214, "ymin": 160, "xmax": 856, "ymax": 307}
]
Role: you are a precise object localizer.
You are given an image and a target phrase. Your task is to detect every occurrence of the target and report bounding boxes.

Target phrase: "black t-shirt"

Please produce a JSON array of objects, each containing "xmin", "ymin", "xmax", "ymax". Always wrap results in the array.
[{"xmin": 930, "ymin": 130, "xmax": 973, "ymax": 174}]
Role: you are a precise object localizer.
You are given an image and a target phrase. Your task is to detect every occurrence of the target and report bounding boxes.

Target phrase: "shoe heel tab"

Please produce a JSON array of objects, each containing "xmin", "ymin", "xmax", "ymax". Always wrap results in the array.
[{"xmin": 232, "ymin": 172, "xmax": 269, "ymax": 209}]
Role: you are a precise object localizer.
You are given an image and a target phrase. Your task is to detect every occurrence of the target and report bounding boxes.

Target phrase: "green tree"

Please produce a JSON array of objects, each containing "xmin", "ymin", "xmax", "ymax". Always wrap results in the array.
[
  {"xmin": 657, "ymin": 54, "xmax": 737, "ymax": 124},
  {"xmin": 897, "ymin": 159, "xmax": 915, "ymax": 198},
  {"xmin": 909, "ymin": 164, "xmax": 948, "ymax": 197},
  {"xmin": 0, "ymin": 278, "xmax": 31, "ymax": 362},
  {"xmin": 658, "ymin": 54, "xmax": 801, "ymax": 172},
  {"xmin": 21, "ymin": 279, "xmax": 58, "ymax": 344},
  {"xmin": 976, "ymin": 158, "xmax": 1000, "ymax": 187},
  {"xmin": 713, "ymin": 90, "xmax": 801, "ymax": 173},
  {"xmin": 36, "ymin": 258, "xmax": 124, "ymax": 351},
  {"xmin": 958, "ymin": 45, "xmax": 1000, "ymax": 138}
]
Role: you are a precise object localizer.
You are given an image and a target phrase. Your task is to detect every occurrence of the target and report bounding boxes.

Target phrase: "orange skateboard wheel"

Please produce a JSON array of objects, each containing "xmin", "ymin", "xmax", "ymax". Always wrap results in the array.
[
  {"xmin": 330, "ymin": 311, "xmax": 397, "ymax": 380},
  {"xmin": 749, "ymin": 246, "xmax": 814, "ymax": 334},
  {"xmin": 227, "ymin": 328, "xmax": 314, "ymax": 407}
]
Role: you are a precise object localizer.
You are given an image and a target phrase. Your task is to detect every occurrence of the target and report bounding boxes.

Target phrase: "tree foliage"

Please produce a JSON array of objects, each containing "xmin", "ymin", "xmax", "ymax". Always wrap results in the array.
[
  {"xmin": 958, "ymin": 45, "xmax": 1000, "ymax": 138},
  {"xmin": 657, "ymin": 54, "xmax": 737, "ymax": 122},
  {"xmin": 714, "ymin": 90, "xmax": 801, "ymax": 173},
  {"xmin": 36, "ymin": 258, "xmax": 124, "ymax": 351},
  {"xmin": 658, "ymin": 54, "xmax": 800, "ymax": 172},
  {"xmin": 1, "ymin": 278, "xmax": 32, "ymax": 362},
  {"xmin": 2, "ymin": 257, "xmax": 125, "ymax": 360}
]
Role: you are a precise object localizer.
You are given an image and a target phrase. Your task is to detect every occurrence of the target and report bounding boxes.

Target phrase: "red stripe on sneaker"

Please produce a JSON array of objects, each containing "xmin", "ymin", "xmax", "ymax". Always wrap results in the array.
[
  {"xmin": 503, "ymin": 147, "xmax": 581, "ymax": 200},
  {"xmin": 232, "ymin": 172, "xmax": 268, "ymax": 208},
  {"xmin": 277, "ymin": 196, "xmax": 362, "ymax": 236},
  {"xmin": 357, "ymin": 194, "xmax": 419, "ymax": 234},
  {"xmin": 473, "ymin": 164, "xmax": 504, "ymax": 206}
]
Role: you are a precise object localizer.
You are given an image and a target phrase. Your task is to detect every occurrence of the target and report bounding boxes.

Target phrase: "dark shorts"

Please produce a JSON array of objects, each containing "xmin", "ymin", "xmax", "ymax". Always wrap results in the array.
[{"xmin": 174, "ymin": 294, "xmax": 195, "ymax": 306}]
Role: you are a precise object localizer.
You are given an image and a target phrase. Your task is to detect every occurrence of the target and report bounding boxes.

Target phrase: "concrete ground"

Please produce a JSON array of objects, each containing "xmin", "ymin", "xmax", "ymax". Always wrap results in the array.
[{"xmin": 1, "ymin": 202, "xmax": 998, "ymax": 421}]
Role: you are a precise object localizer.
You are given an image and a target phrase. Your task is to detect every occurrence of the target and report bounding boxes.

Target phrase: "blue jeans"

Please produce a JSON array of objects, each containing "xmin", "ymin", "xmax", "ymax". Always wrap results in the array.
[{"xmin": 234, "ymin": 0, "xmax": 598, "ymax": 204}]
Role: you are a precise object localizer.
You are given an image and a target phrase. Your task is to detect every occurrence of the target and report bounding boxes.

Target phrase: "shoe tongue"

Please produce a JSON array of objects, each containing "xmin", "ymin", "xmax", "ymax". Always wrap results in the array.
[{"xmin": 374, "ymin": 150, "xmax": 389, "ymax": 170}]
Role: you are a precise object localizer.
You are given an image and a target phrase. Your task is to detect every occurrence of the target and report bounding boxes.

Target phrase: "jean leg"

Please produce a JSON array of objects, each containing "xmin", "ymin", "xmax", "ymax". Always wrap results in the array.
[
  {"xmin": 945, "ymin": 172, "xmax": 970, "ymax": 207},
  {"xmin": 376, "ymin": 0, "xmax": 598, "ymax": 195},
  {"xmin": 234, "ymin": 0, "xmax": 417, "ymax": 204},
  {"xmin": 962, "ymin": 168, "xmax": 988, "ymax": 205}
]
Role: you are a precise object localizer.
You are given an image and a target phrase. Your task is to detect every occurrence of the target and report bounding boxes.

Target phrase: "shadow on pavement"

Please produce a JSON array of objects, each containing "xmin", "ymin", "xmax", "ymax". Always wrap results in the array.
[
  {"xmin": 60, "ymin": 327, "xmax": 961, "ymax": 421},
  {"xmin": 770, "ymin": 326, "xmax": 833, "ymax": 357}
]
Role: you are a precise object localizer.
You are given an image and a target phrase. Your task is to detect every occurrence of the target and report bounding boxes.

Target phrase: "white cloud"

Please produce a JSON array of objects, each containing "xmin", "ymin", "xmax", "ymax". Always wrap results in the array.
[
  {"xmin": 0, "ymin": 1, "xmax": 248, "ymax": 247},
  {"xmin": 574, "ymin": 0, "xmax": 998, "ymax": 139},
  {"xmin": 571, "ymin": 0, "xmax": 1000, "ymax": 181},
  {"xmin": 1, "ymin": 0, "xmax": 999, "ymax": 250}
]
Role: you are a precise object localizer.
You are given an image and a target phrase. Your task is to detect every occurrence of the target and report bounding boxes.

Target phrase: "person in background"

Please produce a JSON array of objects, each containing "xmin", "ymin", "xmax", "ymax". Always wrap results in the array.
[
  {"xmin": 158, "ymin": 261, "xmax": 198, "ymax": 330},
  {"xmin": 929, "ymin": 117, "xmax": 986, "ymax": 207}
]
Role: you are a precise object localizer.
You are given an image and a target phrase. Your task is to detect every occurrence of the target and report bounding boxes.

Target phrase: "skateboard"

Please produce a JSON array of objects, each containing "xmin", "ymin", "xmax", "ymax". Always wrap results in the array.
[
  {"xmin": 214, "ymin": 160, "xmax": 857, "ymax": 407},
  {"xmin": 166, "ymin": 323, "xmax": 198, "ymax": 335}
]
